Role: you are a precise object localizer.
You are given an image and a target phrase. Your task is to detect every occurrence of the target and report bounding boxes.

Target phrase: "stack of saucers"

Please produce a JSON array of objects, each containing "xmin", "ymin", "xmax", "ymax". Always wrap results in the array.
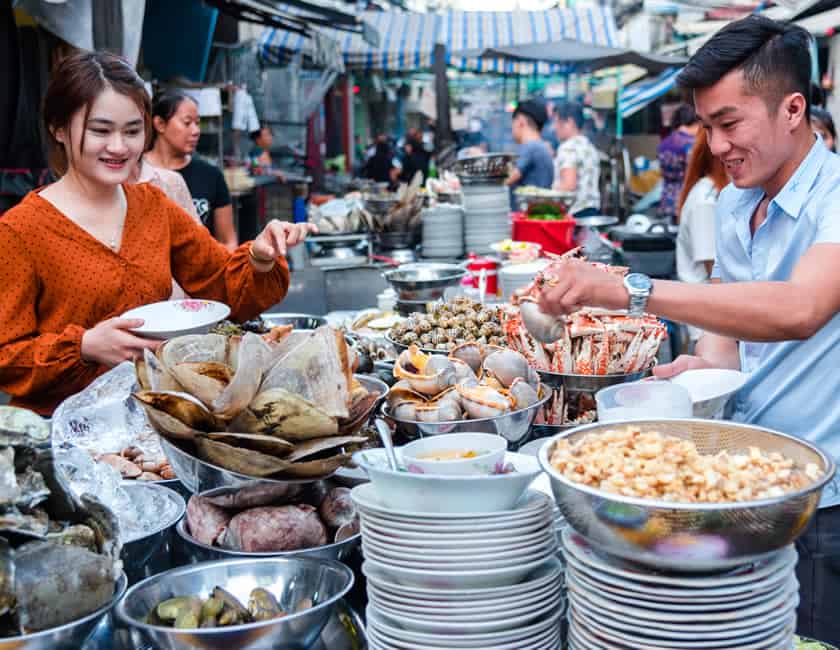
[
  {"xmin": 421, "ymin": 205, "xmax": 464, "ymax": 259},
  {"xmin": 462, "ymin": 185, "xmax": 511, "ymax": 255},
  {"xmin": 563, "ymin": 529, "xmax": 799, "ymax": 650},
  {"xmin": 352, "ymin": 484, "xmax": 563, "ymax": 649}
]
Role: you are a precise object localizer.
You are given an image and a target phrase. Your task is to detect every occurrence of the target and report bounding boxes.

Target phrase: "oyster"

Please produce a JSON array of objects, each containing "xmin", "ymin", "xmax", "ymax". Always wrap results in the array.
[
  {"xmin": 132, "ymin": 391, "xmax": 227, "ymax": 440},
  {"xmin": 455, "ymin": 384, "xmax": 514, "ymax": 419},
  {"xmin": 394, "ymin": 346, "xmax": 456, "ymax": 396},
  {"xmin": 0, "ymin": 407, "xmax": 50, "ymax": 448}
]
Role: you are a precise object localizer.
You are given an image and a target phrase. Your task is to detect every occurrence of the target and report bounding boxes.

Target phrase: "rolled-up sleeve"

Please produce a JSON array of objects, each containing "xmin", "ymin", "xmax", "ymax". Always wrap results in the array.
[{"xmin": 166, "ymin": 197, "xmax": 290, "ymax": 321}]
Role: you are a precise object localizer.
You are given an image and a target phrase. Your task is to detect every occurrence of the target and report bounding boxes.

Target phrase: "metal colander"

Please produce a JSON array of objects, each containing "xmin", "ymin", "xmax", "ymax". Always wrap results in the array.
[
  {"xmin": 451, "ymin": 153, "xmax": 517, "ymax": 183},
  {"xmin": 538, "ymin": 419, "xmax": 836, "ymax": 572}
]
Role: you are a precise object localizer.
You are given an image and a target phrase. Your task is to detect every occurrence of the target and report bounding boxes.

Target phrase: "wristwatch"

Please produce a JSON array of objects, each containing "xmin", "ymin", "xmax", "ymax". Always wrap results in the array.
[{"xmin": 623, "ymin": 273, "xmax": 653, "ymax": 316}]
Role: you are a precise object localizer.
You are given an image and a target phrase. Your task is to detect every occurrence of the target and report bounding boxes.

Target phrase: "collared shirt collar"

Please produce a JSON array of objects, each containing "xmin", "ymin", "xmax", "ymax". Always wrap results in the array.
[{"xmin": 770, "ymin": 135, "xmax": 826, "ymax": 220}]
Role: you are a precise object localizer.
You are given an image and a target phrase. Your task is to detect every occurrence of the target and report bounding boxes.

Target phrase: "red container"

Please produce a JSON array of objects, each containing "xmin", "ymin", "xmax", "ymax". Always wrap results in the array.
[
  {"xmin": 466, "ymin": 255, "xmax": 499, "ymax": 297},
  {"xmin": 512, "ymin": 214, "xmax": 577, "ymax": 255}
]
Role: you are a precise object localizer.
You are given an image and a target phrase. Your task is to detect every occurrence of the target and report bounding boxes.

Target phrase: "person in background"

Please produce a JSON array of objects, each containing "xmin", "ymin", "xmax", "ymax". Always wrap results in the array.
[
  {"xmin": 811, "ymin": 106, "xmax": 836, "ymax": 151},
  {"xmin": 552, "ymin": 101, "xmax": 601, "ymax": 217},
  {"xmin": 658, "ymin": 103, "xmax": 701, "ymax": 222},
  {"xmin": 248, "ymin": 124, "xmax": 286, "ymax": 181},
  {"xmin": 145, "ymin": 91, "xmax": 237, "ymax": 251},
  {"xmin": 462, "ymin": 118, "xmax": 489, "ymax": 154},
  {"xmin": 406, "ymin": 127, "xmax": 430, "ymax": 181},
  {"xmin": 363, "ymin": 136, "xmax": 400, "ymax": 190},
  {"xmin": 505, "ymin": 99, "xmax": 554, "ymax": 205},
  {"xmin": 541, "ymin": 100, "xmax": 560, "ymax": 155},
  {"xmin": 674, "ymin": 128, "xmax": 728, "ymax": 345},
  {"xmin": 398, "ymin": 138, "xmax": 421, "ymax": 184}
]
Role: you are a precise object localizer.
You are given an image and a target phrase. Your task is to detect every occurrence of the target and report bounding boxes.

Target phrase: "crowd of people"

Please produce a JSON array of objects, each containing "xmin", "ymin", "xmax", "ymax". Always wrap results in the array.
[{"xmin": 359, "ymin": 128, "xmax": 431, "ymax": 190}]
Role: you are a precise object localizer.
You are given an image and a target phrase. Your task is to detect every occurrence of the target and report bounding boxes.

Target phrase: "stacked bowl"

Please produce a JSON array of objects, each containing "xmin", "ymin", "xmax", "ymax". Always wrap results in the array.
[
  {"xmin": 421, "ymin": 205, "xmax": 464, "ymax": 259},
  {"xmin": 563, "ymin": 530, "xmax": 799, "ymax": 650},
  {"xmin": 351, "ymin": 449, "xmax": 564, "ymax": 649},
  {"xmin": 462, "ymin": 185, "xmax": 511, "ymax": 255}
]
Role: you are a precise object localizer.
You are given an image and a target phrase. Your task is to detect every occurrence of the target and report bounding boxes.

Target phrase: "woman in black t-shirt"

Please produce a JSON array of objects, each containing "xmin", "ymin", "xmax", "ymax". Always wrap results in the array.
[{"xmin": 145, "ymin": 91, "xmax": 237, "ymax": 250}]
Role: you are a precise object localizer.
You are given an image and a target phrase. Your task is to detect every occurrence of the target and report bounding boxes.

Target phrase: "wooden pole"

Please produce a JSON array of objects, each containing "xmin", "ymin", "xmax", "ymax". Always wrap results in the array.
[{"xmin": 433, "ymin": 42, "xmax": 455, "ymax": 153}]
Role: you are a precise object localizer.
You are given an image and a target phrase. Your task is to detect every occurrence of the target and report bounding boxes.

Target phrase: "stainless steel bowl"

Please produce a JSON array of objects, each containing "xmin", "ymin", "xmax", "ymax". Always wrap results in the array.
[
  {"xmin": 0, "ymin": 573, "xmax": 127, "ymax": 650},
  {"xmin": 537, "ymin": 366, "xmax": 652, "ymax": 391},
  {"xmin": 115, "ymin": 557, "xmax": 354, "ymax": 650},
  {"xmin": 160, "ymin": 375, "xmax": 386, "ymax": 493},
  {"xmin": 539, "ymin": 419, "xmax": 837, "ymax": 571},
  {"xmin": 260, "ymin": 313, "xmax": 328, "ymax": 330},
  {"xmin": 382, "ymin": 264, "xmax": 467, "ymax": 301},
  {"xmin": 174, "ymin": 512, "xmax": 359, "ymax": 564},
  {"xmin": 382, "ymin": 387, "xmax": 551, "ymax": 449},
  {"xmin": 121, "ymin": 482, "xmax": 186, "ymax": 585}
]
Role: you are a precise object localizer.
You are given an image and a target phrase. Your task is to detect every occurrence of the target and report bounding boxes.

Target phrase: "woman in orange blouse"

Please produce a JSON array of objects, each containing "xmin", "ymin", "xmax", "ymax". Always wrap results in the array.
[{"xmin": 0, "ymin": 51, "xmax": 315, "ymax": 415}]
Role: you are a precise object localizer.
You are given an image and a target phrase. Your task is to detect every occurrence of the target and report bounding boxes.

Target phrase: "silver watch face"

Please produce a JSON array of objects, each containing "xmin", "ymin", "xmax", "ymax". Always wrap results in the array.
[{"xmin": 625, "ymin": 273, "xmax": 652, "ymax": 294}]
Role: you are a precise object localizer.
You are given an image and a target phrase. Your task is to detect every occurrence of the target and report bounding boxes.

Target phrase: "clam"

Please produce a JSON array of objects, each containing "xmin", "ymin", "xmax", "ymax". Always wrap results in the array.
[
  {"xmin": 285, "ymin": 436, "xmax": 368, "ymax": 462},
  {"xmin": 449, "ymin": 342, "xmax": 484, "ymax": 373},
  {"xmin": 248, "ymin": 388, "xmax": 339, "ymax": 440},
  {"xmin": 450, "ymin": 357, "xmax": 478, "ymax": 384},
  {"xmin": 509, "ymin": 377, "xmax": 541, "ymax": 410},
  {"xmin": 201, "ymin": 432, "xmax": 295, "ymax": 457},
  {"xmin": 455, "ymin": 384, "xmax": 514, "ymax": 419},
  {"xmin": 394, "ymin": 345, "xmax": 456, "ymax": 396},
  {"xmin": 195, "ymin": 437, "xmax": 292, "ymax": 477},
  {"xmin": 387, "ymin": 382, "xmax": 428, "ymax": 420},
  {"xmin": 414, "ymin": 388, "xmax": 463, "ymax": 422},
  {"xmin": 482, "ymin": 349, "xmax": 537, "ymax": 389},
  {"xmin": 132, "ymin": 391, "xmax": 226, "ymax": 439},
  {"xmin": 170, "ymin": 362, "xmax": 233, "ymax": 408}
]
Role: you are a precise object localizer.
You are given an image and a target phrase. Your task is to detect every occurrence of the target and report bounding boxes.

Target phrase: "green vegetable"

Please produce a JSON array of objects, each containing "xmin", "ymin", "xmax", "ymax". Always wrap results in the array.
[
  {"xmin": 525, "ymin": 202, "xmax": 568, "ymax": 221},
  {"xmin": 795, "ymin": 635, "xmax": 836, "ymax": 649}
]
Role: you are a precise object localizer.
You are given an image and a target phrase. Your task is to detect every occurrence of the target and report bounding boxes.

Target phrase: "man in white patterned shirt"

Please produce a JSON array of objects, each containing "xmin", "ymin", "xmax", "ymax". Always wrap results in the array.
[{"xmin": 553, "ymin": 102, "xmax": 601, "ymax": 217}]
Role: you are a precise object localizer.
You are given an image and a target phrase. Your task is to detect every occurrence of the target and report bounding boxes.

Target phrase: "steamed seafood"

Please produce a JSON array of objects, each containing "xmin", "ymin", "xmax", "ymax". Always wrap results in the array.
[
  {"xmin": 388, "ymin": 296, "xmax": 504, "ymax": 351},
  {"xmin": 133, "ymin": 326, "xmax": 382, "ymax": 480},
  {"xmin": 149, "ymin": 586, "xmax": 299, "ymax": 629}
]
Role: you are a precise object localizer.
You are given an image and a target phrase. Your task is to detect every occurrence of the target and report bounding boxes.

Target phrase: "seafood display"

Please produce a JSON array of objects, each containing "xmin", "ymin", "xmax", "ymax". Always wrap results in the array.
[
  {"xmin": 549, "ymin": 426, "xmax": 823, "ymax": 503},
  {"xmin": 504, "ymin": 249, "xmax": 666, "ymax": 374},
  {"xmin": 133, "ymin": 326, "xmax": 381, "ymax": 480},
  {"xmin": 0, "ymin": 406, "xmax": 122, "ymax": 635},
  {"xmin": 148, "ymin": 585, "xmax": 309, "ymax": 628},
  {"xmin": 185, "ymin": 483, "xmax": 359, "ymax": 552},
  {"xmin": 386, "ymin": 345, "xmax": 543, "ymax": 423},
  {"xmin": 538, "ymin": 387, "xmax": 598, "ymax": 427},
  {"xmin": 388, "ymin": 297, "xmax": 505, "ymax": 352},
  {"xmin": 95, "ymin": 446, "xmax": 175, "ymax": 481}
]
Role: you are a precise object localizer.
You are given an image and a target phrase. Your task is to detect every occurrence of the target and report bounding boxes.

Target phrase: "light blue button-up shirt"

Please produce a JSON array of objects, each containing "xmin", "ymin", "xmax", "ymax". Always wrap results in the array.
[{"xmin": 713, "ymin": 137, "xmax": 840, "ymax": 506}]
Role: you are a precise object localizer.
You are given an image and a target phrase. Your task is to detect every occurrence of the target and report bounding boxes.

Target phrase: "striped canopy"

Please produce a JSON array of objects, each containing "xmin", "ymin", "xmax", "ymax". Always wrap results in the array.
[
  {"xmin": 618, "ymin": 67, "xmax": 683, "ymax": 119},
  {"xmin": 259, "ymin": 6, "xmax": 619, "ymax": 73}
]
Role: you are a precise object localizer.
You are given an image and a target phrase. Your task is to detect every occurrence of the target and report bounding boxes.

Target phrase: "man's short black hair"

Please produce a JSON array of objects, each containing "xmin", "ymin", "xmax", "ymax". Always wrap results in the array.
[
  {"xmin": 677, "ymin": 15, "xmax": 812, "ymax": 120},
  {"xmin": 250, "ymin": 123, "xmax": 269, "ymax": 142},
  {"xmin": 554, "ymin": 102, "xmax": 585, "ymax": 129},
  {"xmin": 672, "ymin": 104, "xmax": 697, "ymax": 129},
  {"xmin": 513, "ymin": 99, "xmax": 548, "ymax": 131}
]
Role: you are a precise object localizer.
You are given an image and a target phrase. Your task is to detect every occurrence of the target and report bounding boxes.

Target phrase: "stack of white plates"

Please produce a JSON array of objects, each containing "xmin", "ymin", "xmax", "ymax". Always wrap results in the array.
[
  {"xmin": 422, "ymin": 205, "xmax": 464, "ymax": 258},
  {"xmin": 352, "ymin": 484, "xmax": 563, "ymax": 649},
  {"xmin": 462, "ymin": 185, "xmax": 511, "ymax": 254},
  {"xmin": 499, "ymin": 259, "xmax": 550, "ymax": 300},
  {"xmin": 563, "ymin": 529, "xmax": 799, "ymax": 650}
]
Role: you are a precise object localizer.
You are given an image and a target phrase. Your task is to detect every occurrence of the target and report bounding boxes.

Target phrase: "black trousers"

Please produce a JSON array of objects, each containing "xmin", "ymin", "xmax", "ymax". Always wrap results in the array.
[{"xmin": 796, "ymin": 505, "xmax": 840, "ymax": 644}]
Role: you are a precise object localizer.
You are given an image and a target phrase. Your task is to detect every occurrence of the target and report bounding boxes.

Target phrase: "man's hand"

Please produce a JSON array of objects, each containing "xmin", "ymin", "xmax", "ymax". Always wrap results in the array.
[
  {"xmin": 653, "ymin": 354, "xmax": 717, "ymax": 379},
  {"xmin": 537, "ymin": 259, "xmax": 628, "ymax": 317}
]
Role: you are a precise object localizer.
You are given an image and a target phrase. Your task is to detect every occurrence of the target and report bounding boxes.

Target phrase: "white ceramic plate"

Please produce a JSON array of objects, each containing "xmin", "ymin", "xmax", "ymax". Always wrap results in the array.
[
  {"xmin": 374, "ymin": 593, "xmax": 560, "ymax": 634},
  {"xmin": 366, "ymin": 604, "xmax": 562, "ymax": 648},
  {"xmin": 363, "ymin": 554, "xmax": 553, "ymax": 589},
  {"xmin": 362, "ymin": 534, "xmax": 556, "ymax": 561},
  {"xmin": 122, "ymin": 299, "xmax": 230, "ymax": 339},
  {"xmin": 368, "ymin": 579, "xmax": 561, "ymax": 614},
  {"xmin": 362, "ymin": 542, "xmax": 555, "ymax": 571},
  {"xmin": 569, "ymin": 608, "xmax": 796, "ymax": 650},
  {"xmin": 361, "ymin": 524, "xmax": 553, "ymax": 550},
  {"xmin": 362, "ymin": 557, "xmax": 562, "ymax": 601},
  {"xmin": 361, "ymin": 518, "xmax": 551, "ymax": 541},
  {"xmin": 566, "ymin": 562, "xmax": 788, "ymax": 611},
  {"xmin": 564, "ymin": 552, "xmax": 792, "ymax": 603},
  {"xmin": 561, "ymin": 529, "xmax": 798, "ymax": 589},
  {"xmin": 367, "ymin": 617, "xmax": 561, "ymax": 650},
  {"xmin": 352, "ymin": 484, "xmax": 549, "ymax": 520},
  {"xmin": 360, "ymin": 512, "xmax": 550, "ymax": 535}
]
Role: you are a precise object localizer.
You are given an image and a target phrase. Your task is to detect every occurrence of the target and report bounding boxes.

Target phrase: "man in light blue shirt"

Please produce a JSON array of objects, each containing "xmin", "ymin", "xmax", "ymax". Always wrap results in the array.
[{"xmin": 534, "ymin": 15, "xmax": 840, "ymax": 644}]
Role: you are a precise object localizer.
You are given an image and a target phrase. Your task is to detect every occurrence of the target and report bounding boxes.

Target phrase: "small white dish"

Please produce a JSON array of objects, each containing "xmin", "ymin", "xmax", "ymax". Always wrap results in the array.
[
  {"xmin": 360, "ymin": 514, "xmax": 549, "ymax": 536},
  {"xmin": 401, "ymin": 433, "xmax": 507, "ymax": 476},
  {"xmin": 121, "ymin": 299, "xmax": 230, "ymax": 340},
  {"xmin": 353, "ymin": 449, "xmax": 541, "ymax": 513},
  {"xmin": 360, "ymin": 525, "xmax": 552, "ymax": 550},
  {"xmin": 669, "ymin": 368, "xmax": 749, "ymax": 418}
]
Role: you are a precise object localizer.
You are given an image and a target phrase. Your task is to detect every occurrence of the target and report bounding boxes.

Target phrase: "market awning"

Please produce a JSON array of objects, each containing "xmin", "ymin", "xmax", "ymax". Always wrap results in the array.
[
  {"xmin": 461, "ymin": 39, "xmax": 688, "ymax": 75},
  {"xmin": 259, "ymin": 6, "xmax": 619, "ymax": 73},
  {"xmin": 618, "ymin": 67, "xmax": 683, "ymax": 119}
]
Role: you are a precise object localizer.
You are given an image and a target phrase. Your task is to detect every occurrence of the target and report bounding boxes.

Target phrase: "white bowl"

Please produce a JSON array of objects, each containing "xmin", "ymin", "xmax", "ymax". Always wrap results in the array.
[
  {"xmin": 668, "ymin": 369, "xmax": 749, "ymax": 418},
  {"xmin": 363, "ymin": 554, "xmax": 553, "ymax": 589},
  {"xmin": 122, "ymin": 299, "xmax": 230, "ymax": 339},
  {"xmin": 363, "ymin": 556, "xmax": 563, "ymax": 600},
  {"xmin": 351, "ymin": 452, "xmax": 543, "ymax": 513},
  {"xmin": 401, "ymin": 433, "xmax": 507, "ymax": 476}
]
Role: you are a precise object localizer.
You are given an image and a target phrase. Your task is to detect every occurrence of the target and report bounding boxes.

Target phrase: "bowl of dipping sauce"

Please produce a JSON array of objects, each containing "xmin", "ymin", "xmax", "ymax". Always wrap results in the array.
[{"xmin": 401, "ymin": 433, "xmax": 507, "ymax": 476}]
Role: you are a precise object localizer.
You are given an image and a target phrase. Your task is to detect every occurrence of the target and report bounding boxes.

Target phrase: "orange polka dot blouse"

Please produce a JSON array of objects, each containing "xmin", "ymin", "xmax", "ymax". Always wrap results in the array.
[{"xmin": 0, "ymin": 183, "xmax": 290, "ymax": 415}]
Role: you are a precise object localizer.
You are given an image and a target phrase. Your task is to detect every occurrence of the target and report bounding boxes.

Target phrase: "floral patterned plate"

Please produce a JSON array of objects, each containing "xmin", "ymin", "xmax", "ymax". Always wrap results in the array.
[{"xmin": 121, "ymin": 299, "xmax": 231, "ymax": 340}]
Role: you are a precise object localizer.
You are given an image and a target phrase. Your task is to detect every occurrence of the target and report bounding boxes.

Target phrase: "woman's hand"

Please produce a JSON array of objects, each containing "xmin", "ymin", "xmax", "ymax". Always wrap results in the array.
[
  {"xmin": 251, "ymin": 220, "xmax": 318, "ymax": 260},
  {"xmin": 81, "ymin": 318, "xmax": 161, "ymax": 367}
]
